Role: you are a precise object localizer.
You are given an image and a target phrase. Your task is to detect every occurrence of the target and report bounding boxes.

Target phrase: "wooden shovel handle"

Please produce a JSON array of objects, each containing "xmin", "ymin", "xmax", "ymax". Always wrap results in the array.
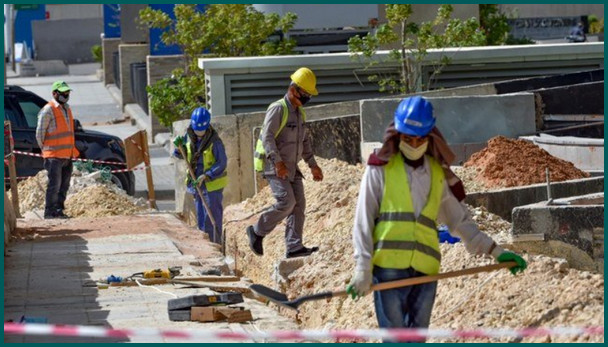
[{"xmin": 335, "ymin": 262, "xmax": 516, "ymax": 297}]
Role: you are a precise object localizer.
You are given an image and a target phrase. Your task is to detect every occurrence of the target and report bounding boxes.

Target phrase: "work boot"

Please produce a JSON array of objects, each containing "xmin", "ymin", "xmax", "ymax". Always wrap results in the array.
[
  {"xmin": 247, "ymin": 225, "xmax": 264, "ymax": 256},
  {"xmin": 55, "ymin": 210, "xmax": 70, "ymax": 219},
  {"xmin": 286, "ymin": 246, "xmax": 319, "ymax": 259}
]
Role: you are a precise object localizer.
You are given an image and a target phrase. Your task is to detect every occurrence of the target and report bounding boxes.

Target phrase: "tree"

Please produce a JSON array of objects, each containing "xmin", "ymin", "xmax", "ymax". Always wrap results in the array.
[
  {"xmin": 348, "ymin": 4, "xmax": 487, "ymax": 94},
  {"xmin": 479, "ymin": 4, "xmax": 510, "ymax": 45},
  {"xmin": 138, "ymin": 4, "xmax": 297, "ymax": 128}
]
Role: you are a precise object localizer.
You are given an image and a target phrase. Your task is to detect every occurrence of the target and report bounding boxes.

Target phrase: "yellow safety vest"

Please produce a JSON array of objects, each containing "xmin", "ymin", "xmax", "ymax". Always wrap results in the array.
[
  {"xmin": 253, "ymin": 98, "xmax": 306, "ymax": 172},
  {"xmin": 185, "ymin": 140, "xmax": 227, "ymax": 192},
  {"xmin": 372, "ymin": 154, "xmax": 445, "ymax": 275}
]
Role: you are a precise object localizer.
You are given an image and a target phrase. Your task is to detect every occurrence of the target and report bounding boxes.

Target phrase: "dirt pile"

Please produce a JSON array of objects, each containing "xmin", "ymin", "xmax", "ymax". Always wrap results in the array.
[
  {"xmin": 11, "ymin": 169, "xmax": 147, "ymax": 217},
  {"xmin": 464, "ymin": 136, "xmax": 590, "ymax": 189},
  {"xmin": 224, "ymin": 157, "xmax": 603, "ymax": 343}
]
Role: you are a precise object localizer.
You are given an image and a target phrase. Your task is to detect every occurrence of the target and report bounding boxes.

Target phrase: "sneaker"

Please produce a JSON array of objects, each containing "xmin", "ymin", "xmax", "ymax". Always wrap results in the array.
[
  {"xmin": 286, "ymin": 246, "xmax": 319, "ymax": 259},
  {"xmin": 247, "ymin": 225, "xmax": 264, "ymax": 256}
]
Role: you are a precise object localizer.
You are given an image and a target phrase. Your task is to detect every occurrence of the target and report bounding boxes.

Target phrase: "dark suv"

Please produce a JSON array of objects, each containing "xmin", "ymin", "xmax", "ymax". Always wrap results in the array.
[{"xmin": 4, "ymin": 85, "xmax": 135, "ymax": 195}]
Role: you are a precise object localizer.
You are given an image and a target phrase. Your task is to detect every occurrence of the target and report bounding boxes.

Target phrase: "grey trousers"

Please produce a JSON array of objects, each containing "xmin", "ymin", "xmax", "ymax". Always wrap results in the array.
[{"xmin": 255, "ymin": 172, "xmax": 306, "ymax": 253}]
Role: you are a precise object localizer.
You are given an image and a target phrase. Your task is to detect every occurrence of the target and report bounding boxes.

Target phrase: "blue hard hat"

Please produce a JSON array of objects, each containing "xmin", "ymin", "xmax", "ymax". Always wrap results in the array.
[
  {"xmin": 394, "ymin": 96, "xmax": 435, "ymax": 137},
  {"xmin": 191, "ymin": 107, "xmax": 211, "ymax": 131}
]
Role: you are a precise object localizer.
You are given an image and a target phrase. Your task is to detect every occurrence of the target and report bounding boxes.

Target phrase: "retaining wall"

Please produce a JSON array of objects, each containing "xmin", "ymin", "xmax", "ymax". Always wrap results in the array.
[{"xmin": 465, "ymin": 176, "xmax": 604, "ymax": 221}]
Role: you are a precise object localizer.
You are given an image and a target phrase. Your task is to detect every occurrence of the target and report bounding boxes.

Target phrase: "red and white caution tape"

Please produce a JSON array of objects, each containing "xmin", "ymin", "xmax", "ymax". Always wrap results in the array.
[
  {"xmin": 108, "ymin": 166, "xmax": 149, "ymax": 173},
  {"xmin": 3, "ymin": 323, "xmax": 603, "ymax": 341},
  {"xmin": 4, "ymin": 176, "xmax": 32, "ymax": 181},
  {"xmin": 13, "ymin": 150, "xmax": 127, "ymax": 166}
]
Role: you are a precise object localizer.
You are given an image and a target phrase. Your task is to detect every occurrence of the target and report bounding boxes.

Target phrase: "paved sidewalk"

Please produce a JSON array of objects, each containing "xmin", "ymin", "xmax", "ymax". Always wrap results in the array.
[{"xmin": 4, "ymin": 214, "xmax": 298, "ymax": 343}]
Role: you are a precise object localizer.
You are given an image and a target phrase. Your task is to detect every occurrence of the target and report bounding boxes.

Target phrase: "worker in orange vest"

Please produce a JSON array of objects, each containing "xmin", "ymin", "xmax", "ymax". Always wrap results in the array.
[{"xmin": 35, "ymin": 81, "xmax": 80, "ymax": 219}]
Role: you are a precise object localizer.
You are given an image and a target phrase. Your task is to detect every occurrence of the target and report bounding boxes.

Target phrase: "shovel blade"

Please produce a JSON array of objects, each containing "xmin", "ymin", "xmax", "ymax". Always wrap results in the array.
[{"xmin": 249, "ymin": 284, "xmax": 299, "ymax": 310}]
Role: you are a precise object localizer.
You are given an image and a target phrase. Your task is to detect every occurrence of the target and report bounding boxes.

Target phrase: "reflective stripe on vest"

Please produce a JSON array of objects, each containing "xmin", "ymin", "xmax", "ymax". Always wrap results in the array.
[
  {"xmin": 185, "ymin": 141, "xmax": 228, "ymax": 192},
  {"xmin": 42, "ymin": 102, "xmax": 79, "ymax": 159},
  {"xmin": 253, "ymin": 98, "xmax": 306, "ymax": 172},
  {"xmin": 372, "ymin": 154, "xmax": 445, "ymax": 274}
]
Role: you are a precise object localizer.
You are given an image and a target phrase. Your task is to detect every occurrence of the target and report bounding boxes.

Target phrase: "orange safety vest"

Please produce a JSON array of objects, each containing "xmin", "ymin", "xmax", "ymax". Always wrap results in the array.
[{"xmin": 42, "ymin": 101, "xmax": 80, "ymax": 159}]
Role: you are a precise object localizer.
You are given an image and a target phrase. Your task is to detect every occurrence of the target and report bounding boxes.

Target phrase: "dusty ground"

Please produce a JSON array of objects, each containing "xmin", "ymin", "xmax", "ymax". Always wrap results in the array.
[
  {"xmin": 464, "ymin": 136, "xmax": 589, "ymax": 189},
  {"xmin": 224, "ymin": 157, "xmax": 603, "ymax": 343}
]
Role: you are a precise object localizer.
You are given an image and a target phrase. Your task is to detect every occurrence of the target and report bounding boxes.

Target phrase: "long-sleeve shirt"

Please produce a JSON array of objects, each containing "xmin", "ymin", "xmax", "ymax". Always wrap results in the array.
[
  {"xmin": 353, "ymin": 155, "xmax": 504, "ymax": 272},
  {"xmin": 35, "ymin": 100, "xmax": 72, "ymax": 148},
  {"xmin": 261, "ymin": 95, "xmax": 317, "ymax": 181}
]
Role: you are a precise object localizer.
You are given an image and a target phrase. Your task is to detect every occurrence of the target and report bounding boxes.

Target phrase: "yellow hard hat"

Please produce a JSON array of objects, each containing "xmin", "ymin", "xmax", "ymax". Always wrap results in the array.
[{"xmin": 290, "ymin": 67, "xmax": 318, "ymax": 96}]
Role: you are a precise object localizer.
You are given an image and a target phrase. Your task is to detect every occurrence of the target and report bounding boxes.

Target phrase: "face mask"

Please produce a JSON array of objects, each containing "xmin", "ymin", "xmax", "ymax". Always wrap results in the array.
[
  {"xmin": 297, "ymin": 94, "xmax": 311, "ymax": 105},
  {"xmin": 55, "ymin": 93, "xmax": 69, "ymax": 104},
  {"xmin": 193, "ymin": 129, "xmax": 206, "ymax": 137},
  {"xmin": 399, "ymin": 140, "xmax": 428, "ymax": 161}
]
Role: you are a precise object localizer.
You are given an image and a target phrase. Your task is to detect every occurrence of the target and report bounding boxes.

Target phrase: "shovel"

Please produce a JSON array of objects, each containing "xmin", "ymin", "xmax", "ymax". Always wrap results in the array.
[{"xmin": 250, "ymin": 262, "xmax": 516, "ymax": 310}]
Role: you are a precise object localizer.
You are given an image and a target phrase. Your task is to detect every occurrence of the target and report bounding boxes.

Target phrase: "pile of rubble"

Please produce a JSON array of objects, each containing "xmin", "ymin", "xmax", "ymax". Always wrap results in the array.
[
  {"xmin": 224, "ymin": 157, "xmax": 603, "ymax": 343},
  {"xmin": 11, "ymin": 169, "xmax": 147, "ymax": 218},
  {"xmin": 463, "ymin": 136, "xmax": 590, "ymax": 189}
]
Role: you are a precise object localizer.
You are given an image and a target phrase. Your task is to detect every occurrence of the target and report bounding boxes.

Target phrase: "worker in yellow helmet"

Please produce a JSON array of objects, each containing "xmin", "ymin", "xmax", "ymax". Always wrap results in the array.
[
  {"xmin": 347, "ymin": 96, "xmax": 527, "ymax": 342},
  {"xmin": 247, "ymin": 67, "xmax": 324, "ymax": 259}
]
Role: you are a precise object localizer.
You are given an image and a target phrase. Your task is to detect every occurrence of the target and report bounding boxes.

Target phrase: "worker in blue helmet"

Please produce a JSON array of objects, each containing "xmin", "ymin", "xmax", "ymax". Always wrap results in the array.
[
  {"xmin": 172, "ymin": 107, "xmax": 227, "ymax": 244},
  {"xmin": 346, "ymin": 96, "xmax": 526, "ymax": 342}
]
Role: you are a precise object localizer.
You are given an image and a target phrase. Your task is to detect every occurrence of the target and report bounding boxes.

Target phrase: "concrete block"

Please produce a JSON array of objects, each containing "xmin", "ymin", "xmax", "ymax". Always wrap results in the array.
[
  {"xmin": 32, "ymin": 18, "xmax": 103, "ymax": 64},
  {"xmin": 535, "ymin": 81, "xmax": 604, "ymax": 115},
  {"xmin": 118, "ymin": 44, "xmax": 149, "ymax": 107},
  {"xmin": 520, "ymin": 134, "xmax": 604, "ymax": 171},
  {"xmin": 102, "ymin": 38, "xmax": 120, "ymax": 85},
  {"xmin": 511, "ymin": 193, "xmax": 604, "ymax": 269},
  {"xmin": 360, "ymin": 94, "xmax": 536, "ymax": 144},
  {"xmin": 307, "ymin": 115, "xmax": 360, "ymax": 164},
  {"xmin": 32, "ymin": 60, "xmax": 69, "ymax": 76},
  {"xmin": 465, "ymin": 176, "xmax": 604, "ymax": 221}
]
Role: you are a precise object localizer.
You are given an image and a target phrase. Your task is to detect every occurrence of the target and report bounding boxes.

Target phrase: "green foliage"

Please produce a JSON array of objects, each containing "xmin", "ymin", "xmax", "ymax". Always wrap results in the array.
[
  {"xmin": 588, "ymin": 15, "xmax": 604, "ymax": 34},
  {"xmin": 479, "ymin": 4, "xmax": 510, "ymax": 45},
  {"xmin": 505, "ymin": 35, "xmax": 535, "ymax": 45},
  {"xmin": 138, "ymin": 4, "xmax": 297, "ymax": 129},
  {"xmin": 348, "ymin": 4, "xmax": 486, "ymax": 94},
  {"xmin": 91, "ymin": 45, "xmax": 102, "ymax": 63}
]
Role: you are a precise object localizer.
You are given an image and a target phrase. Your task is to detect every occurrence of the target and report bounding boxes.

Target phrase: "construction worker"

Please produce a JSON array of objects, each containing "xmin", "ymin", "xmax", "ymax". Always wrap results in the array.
[
  {"xmin": 173, "ymin": 107, "xmax": 227, "ymax": 244},
  {"xmin": 36, "ymin": 81, "xmax": 80, "ymax": 219},
  {"xmin": 247, "ymin": 67, "xmax": 323, "ymax": 259},
  {"xmin": 346, "ymin": 96, "xmax": 526, "ymax": 341},
  {"xmin": 567, "ymin": 21, "xmax": 586, "ymax": 42}
]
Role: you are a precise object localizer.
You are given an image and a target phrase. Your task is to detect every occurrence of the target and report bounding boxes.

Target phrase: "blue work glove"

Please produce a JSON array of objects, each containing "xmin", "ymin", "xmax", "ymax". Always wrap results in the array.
[
  {"xmin": 497, "ymin": 251, "xmax": 527, "ymax": 275},
  {"xmin": 173, "ymin": 135, "xmax": 185, "ymax": 148}
]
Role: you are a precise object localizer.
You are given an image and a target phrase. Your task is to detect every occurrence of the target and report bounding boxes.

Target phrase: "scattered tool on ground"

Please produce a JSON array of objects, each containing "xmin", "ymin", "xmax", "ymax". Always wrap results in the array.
[
  {"xmin": 250, "ymin": 262, "xmax": 516, "ymax": 311},
  {"xmin": 128, "ymin": 266, "xmax": 183, "ymax": 279}
]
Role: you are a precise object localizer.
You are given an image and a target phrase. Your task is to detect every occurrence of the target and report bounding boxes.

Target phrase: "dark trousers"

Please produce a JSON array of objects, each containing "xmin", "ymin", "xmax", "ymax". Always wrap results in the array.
[{"xmin": 44, "ymin": 158, "xmax": 73, "ymax": 216}]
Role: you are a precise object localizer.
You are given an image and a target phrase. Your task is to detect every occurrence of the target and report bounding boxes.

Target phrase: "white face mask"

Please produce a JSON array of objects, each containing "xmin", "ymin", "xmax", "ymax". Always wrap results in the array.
[
  {"xmin": 399, "ymin": 140, "xmax": 428, "ymax": 161},
  {"xmin": 193, "ymin": 129, "xmax": 206, "ymax": 137}
]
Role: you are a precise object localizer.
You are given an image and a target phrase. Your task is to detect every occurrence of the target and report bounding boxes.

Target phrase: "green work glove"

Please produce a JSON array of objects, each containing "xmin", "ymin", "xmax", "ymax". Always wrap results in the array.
[
  {"xmin": 497, "ymin": 251, "xmax": 527, "ymax": 275},
  {"xmin": 346, "ymin": 270, "xmax": 372, "ymax": 300},
  {"xmin": 193, "ymin": 174, "xmax": 207, "ymax": 187},
  {"xmin": 173, "ymin": 135, "xmax": 185, "ymax": 148}
]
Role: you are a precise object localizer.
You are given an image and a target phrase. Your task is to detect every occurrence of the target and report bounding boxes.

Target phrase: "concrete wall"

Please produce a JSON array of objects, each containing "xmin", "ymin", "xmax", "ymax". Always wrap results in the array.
[
  {"xmin": 499, "ymin": 4, "xmax": 604, "ymax": 18},
  {"xmin": 119, "ymin": 44, "xmax": 149, "ymax": 107},
  {"xmin": 465, "ymin": 176, "xmax": 604, "ymax": 221},
  {"xmin": 511, "ymin": 193, "xmax": 603, "ymax": 270},
  {"xmin": 360, "ymin": 94, "xmax": 536, "ymax": 144},
  {"xmin": 145, "ymin": 55, "xmax": 186, "ymax": 139},
  {"xmin": 102, "ymin": 38, "xmax": 120, "ymax": 85},
  {"xmin": 535, "ymin": 81, "xmax": 604, "ymax": 115},
  {"xmin": 521, "ymin": 135, "xmax": 604, "ymax": 172},
  {"xmin": 120, "ymin": 4, "xmax": 148, "ymax": 44},
  {"xmin": 46, "ymin": 4, "xmax": 102, "ymax": 20},
  {"xmin": 32, "ymin": 18, "xmax": 103, "ymax": 64}
]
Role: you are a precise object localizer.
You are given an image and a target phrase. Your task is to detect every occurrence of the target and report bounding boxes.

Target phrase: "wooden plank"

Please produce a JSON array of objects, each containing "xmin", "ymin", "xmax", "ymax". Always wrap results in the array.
[
  {"xmin": 141, "ymin": 131, "xmax": 157, "ymax": 209},
  {"xmin": 123, "ymin": 130, "xmax": 145, "ymax": 170},
  {"xmin": 512, "ymin": 233, "xmax": 545, "ymax": 242},
  {"xmin": 170, "ymin": 280, "xmax": 252, "ymax": 294}
]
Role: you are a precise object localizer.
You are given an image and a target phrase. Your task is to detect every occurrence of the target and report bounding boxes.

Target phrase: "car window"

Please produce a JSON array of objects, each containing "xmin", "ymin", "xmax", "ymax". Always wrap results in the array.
[{"xmin": 18, "ymin": 100, "xmax": 42, "ymax": 128}]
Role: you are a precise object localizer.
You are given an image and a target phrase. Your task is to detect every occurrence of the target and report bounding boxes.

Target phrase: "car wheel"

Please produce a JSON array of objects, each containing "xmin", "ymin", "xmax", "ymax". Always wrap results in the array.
[{"xmin": 110, "ymin": 172, "xmax": 134, "ymax": 196}]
